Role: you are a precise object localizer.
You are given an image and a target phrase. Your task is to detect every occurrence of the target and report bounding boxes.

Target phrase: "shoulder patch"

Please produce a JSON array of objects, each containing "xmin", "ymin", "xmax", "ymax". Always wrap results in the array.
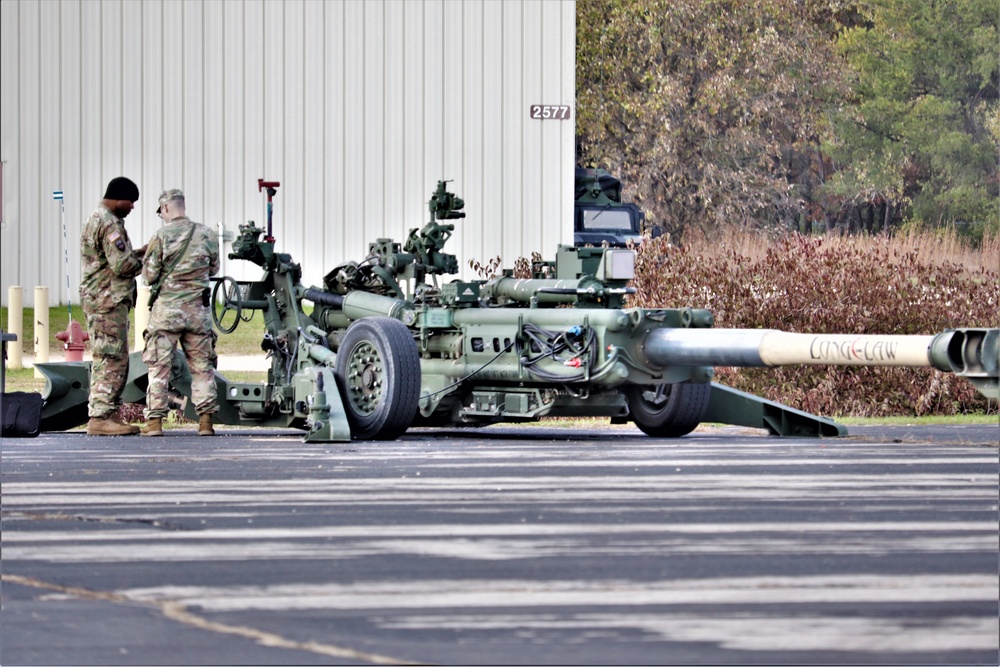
[{"xmin": 109, "ymin": 231, "xmax": 126, "ymax": 251}]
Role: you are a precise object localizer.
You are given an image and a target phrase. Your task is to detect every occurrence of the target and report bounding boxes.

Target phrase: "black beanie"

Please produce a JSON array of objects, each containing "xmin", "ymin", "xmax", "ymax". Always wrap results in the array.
[{"xmin": 104, "ymin": 176, "xmax": 140, "ymax": 202}]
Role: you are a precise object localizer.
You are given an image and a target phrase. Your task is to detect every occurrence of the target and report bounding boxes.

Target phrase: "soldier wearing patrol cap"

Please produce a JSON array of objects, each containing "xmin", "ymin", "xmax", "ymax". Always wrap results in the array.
[
  {"xmin": 80, "ymin": 176, "xmax": 148, "ymax": 436},
  {"xmin": 141, "ymin": 189, "xmax": 220, "ymax": 437}
]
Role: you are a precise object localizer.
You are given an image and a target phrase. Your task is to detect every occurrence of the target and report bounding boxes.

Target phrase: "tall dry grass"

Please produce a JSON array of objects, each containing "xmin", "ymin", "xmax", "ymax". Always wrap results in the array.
[{"xmin": 679, "ymin": 226, "xmax": 999, "ymax": 273}]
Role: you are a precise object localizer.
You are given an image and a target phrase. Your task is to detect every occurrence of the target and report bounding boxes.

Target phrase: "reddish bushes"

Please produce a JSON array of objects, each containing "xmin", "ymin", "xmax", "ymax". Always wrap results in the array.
[{"xmin": 631, "ymin": 230, "xmax": 999, "ymax": 417}]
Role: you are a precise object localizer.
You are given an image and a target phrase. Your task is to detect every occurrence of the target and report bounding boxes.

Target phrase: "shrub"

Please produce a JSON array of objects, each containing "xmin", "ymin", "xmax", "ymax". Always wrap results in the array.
[{"xmin": 631, "ymin": 228, "xmax": 999, "ymax": 417}]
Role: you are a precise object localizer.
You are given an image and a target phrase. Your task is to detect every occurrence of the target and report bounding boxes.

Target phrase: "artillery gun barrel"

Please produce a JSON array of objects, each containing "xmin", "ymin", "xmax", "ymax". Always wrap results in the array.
[
  {"xmin": 486, "ymin": 277, "xmax": 604, "ymax": 304},
  {"xmin": 452, "ymin": 308, "xmax": 632, "ymax": 331},
  {"xmin": 646, "ymin": 328, "xmax": 999, "ymax": 377}
]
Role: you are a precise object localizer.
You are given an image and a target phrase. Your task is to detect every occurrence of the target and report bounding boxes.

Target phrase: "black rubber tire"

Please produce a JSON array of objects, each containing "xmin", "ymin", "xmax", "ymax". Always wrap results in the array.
[
  {"xmin": 334, "ymin": 317, "xmax": 421, "ymax": 440},
  {"xmin": 624, "ymin": 382, "xmax": 712, "ymax": 438}
]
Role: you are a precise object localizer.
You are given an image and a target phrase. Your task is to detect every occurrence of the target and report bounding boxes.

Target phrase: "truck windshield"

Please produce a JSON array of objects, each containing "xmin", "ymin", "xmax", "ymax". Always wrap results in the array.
[{"xmin": 582, "ymin": 208, "xmax": 634, "ymax": 231}]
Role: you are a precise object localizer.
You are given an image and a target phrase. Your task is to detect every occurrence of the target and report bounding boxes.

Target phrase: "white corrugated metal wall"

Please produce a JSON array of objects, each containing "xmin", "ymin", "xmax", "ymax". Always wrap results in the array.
[{"xmin": 0, "ymin": 0, "xmax": 576, "ymax": 306}]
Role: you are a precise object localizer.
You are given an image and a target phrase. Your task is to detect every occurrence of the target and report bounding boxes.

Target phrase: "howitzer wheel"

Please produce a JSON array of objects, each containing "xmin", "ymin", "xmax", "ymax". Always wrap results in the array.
[
  {"xmin": 334, "ymin": 317, "xmax": 421, "ymax": 440},
  {"xmin": 212, "ymin": 276, "xmax": 243, "ymax": 334},
  {"xmin": 624, "ymin": 382, "xmax": 711, "ymax": 438}
]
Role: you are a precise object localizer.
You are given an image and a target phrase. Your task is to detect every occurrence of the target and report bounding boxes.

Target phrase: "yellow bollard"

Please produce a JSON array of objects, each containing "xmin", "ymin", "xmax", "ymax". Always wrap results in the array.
[
  {"xmin": 7, "ymin": 285, "xmax": 23, "ymax": 369},
  {"xmin": 135, "ymin": 285, "xmax": 151, "ymax": 352},
  {"xmin": 34, "ymin": 286, "xmax": 49, "ymax": 378}
]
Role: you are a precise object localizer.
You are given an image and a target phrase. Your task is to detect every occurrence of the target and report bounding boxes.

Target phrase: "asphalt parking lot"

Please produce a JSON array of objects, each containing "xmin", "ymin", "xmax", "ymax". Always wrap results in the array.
[{"xmin": 2, "ymin": 423, "xmax": 998, "ymax": 665}]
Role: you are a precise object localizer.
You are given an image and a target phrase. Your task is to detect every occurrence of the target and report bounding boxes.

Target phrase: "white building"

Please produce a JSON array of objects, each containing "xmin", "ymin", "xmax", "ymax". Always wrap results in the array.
[{"xmin": 0, "ymin": 0, "xmax": 576, "ymax": 305}]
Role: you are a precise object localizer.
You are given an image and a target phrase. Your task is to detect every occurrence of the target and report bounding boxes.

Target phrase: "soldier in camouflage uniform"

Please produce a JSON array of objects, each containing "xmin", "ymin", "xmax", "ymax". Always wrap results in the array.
[
  {"xmin": 80, "ymin": 176, "xmax": 147, "ymax": 436},
  {"xmin": 141, "ymin": 189, "xmax": 220, "ymax": 436}
]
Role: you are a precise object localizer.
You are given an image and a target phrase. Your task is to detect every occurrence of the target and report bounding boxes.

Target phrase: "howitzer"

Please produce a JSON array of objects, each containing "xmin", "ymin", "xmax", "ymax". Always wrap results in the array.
[{"xmin": 35, "ymin": 181, "xmax": 998, "ymax": 441}]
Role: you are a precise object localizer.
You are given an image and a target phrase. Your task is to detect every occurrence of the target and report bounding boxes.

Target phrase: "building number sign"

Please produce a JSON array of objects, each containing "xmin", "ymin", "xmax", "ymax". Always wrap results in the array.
[{"xmin": 530, "ymin": 105, "xmax": 571, "ymax": 120}]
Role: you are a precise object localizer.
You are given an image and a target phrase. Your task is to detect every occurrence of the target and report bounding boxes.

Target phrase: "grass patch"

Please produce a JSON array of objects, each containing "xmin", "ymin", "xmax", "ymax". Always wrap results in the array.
[
  {"xmin": 218, "ymin": 370, "xmax": 268, "ymax": 384},
  {"xmin": 0, "ymin": 304, "xmax": 269, "ymax": 358},
  {"xmin": 836, "ymin": 414, "xmax": 1000, "ymax": 426},
  {"xmin": 214, "ymin": 313, "xmax": 268, "ymax": 356},
  {"xmin": 1, "ymin": 305, "xmax": 85, "ymax": 356},
  {"xmin": 1, "ymin": 367, "xmax": 46, "ymax": 394}
]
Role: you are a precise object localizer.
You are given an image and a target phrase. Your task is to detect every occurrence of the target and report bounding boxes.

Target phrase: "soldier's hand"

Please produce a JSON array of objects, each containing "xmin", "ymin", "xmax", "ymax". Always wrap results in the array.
[{"xmin": 135, "ymin": 244, "xmax": 148, "ymax": 257}]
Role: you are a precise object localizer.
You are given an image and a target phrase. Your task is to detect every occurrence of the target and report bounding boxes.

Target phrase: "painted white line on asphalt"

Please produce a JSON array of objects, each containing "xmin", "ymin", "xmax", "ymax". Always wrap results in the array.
[
  {"xmin": 5, "ymin": 531, "xmax": 996, "ymax": 562},
  {"xmin": 4, "ymin": 520, "xmax": 997, "ymax": 542},
  {"xmin": 115, "ymin": 573, "xmax": 998, "ymax": 610},
  {"xmin": 2, "ymin": 472, "xmax": 995, "ymax": 507},
  {"xmin": 6, "ymin": 449, "xmax": 997, "ymax": 466},
  {"xmin": 375, "ymin": 612, "xmax": 999, "ymax": 653}
]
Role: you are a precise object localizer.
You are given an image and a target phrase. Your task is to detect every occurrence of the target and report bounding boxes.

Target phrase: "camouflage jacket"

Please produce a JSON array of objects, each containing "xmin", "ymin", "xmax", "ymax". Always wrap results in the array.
[
  {"xmin": 79, "ymin": 205, "xmax": 144, "ymax": 313},
  {"xmin": 143, "ymin": 216, "xmax": 219, "ymax": 312}
]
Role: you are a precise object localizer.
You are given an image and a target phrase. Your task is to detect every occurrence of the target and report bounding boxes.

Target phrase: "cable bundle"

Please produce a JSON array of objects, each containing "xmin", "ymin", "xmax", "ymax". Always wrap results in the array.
[{"xmin": 517, "ymin": 324, "xmax": 597, "ymax": 381}]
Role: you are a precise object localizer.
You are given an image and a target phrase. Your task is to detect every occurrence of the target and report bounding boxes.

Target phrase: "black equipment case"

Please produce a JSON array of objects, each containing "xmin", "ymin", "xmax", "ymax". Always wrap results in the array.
[{"xmin": 1, "ymin": 391, "xmax": 43, "ymax": 438}]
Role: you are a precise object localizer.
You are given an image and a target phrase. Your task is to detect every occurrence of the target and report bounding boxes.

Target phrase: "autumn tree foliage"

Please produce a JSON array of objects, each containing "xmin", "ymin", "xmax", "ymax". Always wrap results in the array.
[
  {"xmin": 824, "ymin": 0, "xmax": 999, "ymax": 238},
  {"xmin": 577, "ymin": 0, "xmax": 999, "ymax": 241},
  {"xmin": 576, "ymin": 0, "xmax": 849, "ymax": 238}
]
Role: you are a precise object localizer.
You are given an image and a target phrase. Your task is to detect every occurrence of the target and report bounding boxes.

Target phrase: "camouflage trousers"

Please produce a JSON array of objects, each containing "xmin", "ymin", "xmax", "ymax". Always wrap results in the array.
[
  {"xmin": 85, "ymin": 304, "xmax": 131, "ymax": 419},
  {"xmin": 143, "ymin": 326, "xmax": 218, "ymax": 419}
]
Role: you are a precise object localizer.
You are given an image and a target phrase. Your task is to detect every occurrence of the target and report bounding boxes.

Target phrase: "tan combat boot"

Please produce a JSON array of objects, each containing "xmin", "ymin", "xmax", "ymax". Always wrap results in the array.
[
  {"xmin": 87, "ymin": 417, "xmax": 139, "ymax": 436},
  {"xmin": 198, "ymin": 414, "xmax": 214, "ymax": 437},
  {"xmin": 113, "ymin": 415, "xmax": 141, "ymax": 435},
  {"xmin": 141, "ymin": 417, "xmax": 164, "ymax": 437}
]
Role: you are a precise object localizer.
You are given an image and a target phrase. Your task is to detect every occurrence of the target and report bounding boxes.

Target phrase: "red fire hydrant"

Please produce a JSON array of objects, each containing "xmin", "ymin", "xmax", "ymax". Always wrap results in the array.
[{"xmin": 55, "ymin": 320, "xmax": 89, "ymax": 362}]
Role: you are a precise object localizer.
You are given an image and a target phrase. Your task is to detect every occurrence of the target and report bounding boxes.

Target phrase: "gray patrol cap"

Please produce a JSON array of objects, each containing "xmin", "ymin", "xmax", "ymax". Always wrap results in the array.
[{"xmin": 156, "ymin": 188, "xmax": 185, "ymax": 214}]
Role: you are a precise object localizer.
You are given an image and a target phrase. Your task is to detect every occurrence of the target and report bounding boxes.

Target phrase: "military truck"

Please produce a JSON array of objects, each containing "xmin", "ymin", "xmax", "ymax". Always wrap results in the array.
[{"xmin": 574, "ymin": 167, "xmax": 661, "ymax": 247}]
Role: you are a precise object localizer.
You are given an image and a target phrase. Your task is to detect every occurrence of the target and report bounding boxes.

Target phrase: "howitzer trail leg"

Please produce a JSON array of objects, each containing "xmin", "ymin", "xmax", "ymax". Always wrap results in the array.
[
  {"xmin": 703, "ymin": 383, "xmax": 846, "ymax": 437},
  {"xmin": 37, "ymin": 351, "xmax": 153, "ymax": 432},
  {"xmin": 36, "ymin": 361, "xmax": 92, "ymax": 431}
]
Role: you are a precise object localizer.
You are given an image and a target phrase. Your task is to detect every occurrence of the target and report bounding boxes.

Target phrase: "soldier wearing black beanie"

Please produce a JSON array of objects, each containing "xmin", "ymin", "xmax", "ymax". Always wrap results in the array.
[{"xmin": 79, "ymin": 175, "xmax": 147, "ymax": 436}]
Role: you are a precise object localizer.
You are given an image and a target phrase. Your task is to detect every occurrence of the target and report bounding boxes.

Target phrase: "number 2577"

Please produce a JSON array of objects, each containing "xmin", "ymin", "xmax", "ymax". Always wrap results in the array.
[{"xmin": 530, "ymin": 105, "xmax": 571, "ymax": 120}]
